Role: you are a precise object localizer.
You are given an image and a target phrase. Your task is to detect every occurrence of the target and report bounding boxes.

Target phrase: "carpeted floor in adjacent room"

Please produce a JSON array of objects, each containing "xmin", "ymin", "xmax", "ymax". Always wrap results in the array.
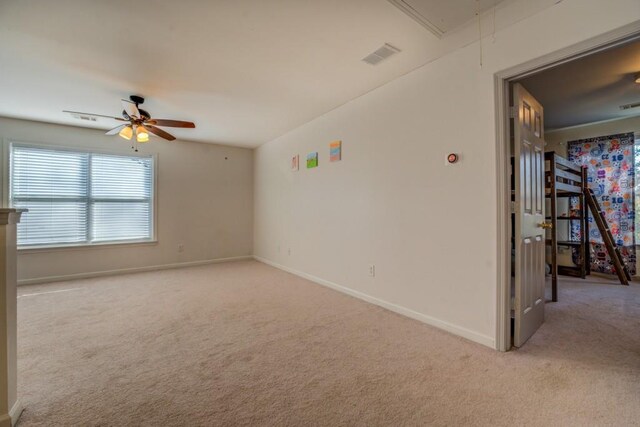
[{"xmin": 16, "ymin": 260, "xmax": 640, "ymax": 426}]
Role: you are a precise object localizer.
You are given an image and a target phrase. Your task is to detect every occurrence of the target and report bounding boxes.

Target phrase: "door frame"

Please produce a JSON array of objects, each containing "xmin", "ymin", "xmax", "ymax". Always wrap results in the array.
[{"xmin": 495, "ymin": 21, "xmax": 640, "ymax": 352}]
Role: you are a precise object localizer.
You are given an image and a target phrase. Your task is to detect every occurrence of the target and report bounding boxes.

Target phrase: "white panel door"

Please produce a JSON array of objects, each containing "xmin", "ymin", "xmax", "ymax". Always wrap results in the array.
[{"xmin": 513, "ymin": 83, "xmax": 546, "ymax": 347}]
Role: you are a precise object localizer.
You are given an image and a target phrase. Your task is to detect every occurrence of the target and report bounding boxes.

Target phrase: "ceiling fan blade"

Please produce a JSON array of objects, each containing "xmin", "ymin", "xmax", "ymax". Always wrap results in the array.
[
  {"xmin": 146, "ymin": 119, "xmax": 195, "ymax": 128},
  {"xmin": 105, "ymin": 124, "xmax": 129, "ymax": 135},
  {"xmin": 146, "ymin": 125, "xmax": 176, "ymax": 141},
  {"xmin": 121, "ymin": 99, "xmax": 140, "ymax": 119},
  {"xmin": 63, "ymin": 110, "xmax": 126, "ymax": 121}
]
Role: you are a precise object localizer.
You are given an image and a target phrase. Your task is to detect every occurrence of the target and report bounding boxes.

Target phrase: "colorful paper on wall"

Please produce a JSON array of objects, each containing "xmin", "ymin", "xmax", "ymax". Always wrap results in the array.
[
  {"xmin": 330, "ymin": 140, "xmax": 342, "ymax": 162},
  {"xmin": 291, "ymin": 154, "xmax": 299, "ymax": 171},
  {"xmin": 306, "ymin": 152, "xmax": 318, "ymax": 168},
  {"xmin": 568, "ymin": 132, "xmax": 636, "ymax": 276}
]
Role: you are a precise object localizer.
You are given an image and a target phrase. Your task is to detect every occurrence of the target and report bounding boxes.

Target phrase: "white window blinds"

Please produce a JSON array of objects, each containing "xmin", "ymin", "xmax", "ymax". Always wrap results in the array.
[{"xmin": 10, "ymin": 144, "xmax": 154, "ymax": 248}]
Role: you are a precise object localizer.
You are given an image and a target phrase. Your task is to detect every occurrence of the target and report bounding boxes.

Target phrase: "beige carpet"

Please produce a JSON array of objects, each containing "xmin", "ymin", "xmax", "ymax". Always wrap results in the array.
[{"xmin": 15, "ymin": 260, "xmax": 640, "ymax": 426}]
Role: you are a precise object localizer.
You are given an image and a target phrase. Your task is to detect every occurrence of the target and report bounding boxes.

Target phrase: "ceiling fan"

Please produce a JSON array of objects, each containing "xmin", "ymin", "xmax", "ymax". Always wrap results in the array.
[{"xmin": 63, "ymin": 95, "xmax": 195, "ymax": 148}]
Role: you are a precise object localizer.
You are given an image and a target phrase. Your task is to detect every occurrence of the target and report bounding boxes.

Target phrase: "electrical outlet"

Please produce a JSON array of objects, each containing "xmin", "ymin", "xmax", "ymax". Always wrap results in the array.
[
  {"xmin": 178, "ymin": 244, "xmax": 184, "ymax": 253},
  {"xmin": 368, "ymin": 264, "xmax": 375, "ymax": 277},
  {"xmin": 277, "ymin": 245, "xmax": 281, "ymax": 253},
  {"xmin": 288, "ymin": 248, "xmax": 291, "ymax": 256}
]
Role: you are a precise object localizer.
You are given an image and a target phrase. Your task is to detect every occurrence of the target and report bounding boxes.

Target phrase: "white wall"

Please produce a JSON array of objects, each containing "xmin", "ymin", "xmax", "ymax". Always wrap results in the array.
[
  {"xmin": 254, "ymin": 0, "xmax": 640, "ymax": 348},
  {"xmin": 0, "ymin": 117, "xmax": 254, "ymax": 283},
  {"xmin": 546, "ymin": 115, "xmax": 640, "ymax": 153}
]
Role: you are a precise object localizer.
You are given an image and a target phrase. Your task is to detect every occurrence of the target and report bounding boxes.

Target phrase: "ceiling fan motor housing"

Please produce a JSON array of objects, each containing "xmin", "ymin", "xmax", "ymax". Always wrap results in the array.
[{"xmin": 130, "ymin": 95, "xmax": 145, "ymax": 105}]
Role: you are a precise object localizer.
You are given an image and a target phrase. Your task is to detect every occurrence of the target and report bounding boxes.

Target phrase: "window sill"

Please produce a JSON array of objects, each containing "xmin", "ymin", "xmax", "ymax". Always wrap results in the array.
[{"xmin": 18, "ymin": 239, "xmax": 158, "ymax": 254}]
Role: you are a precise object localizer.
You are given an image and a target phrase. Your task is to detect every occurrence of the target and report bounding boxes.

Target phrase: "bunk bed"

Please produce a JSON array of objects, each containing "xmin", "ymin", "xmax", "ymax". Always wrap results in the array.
[
  {"xmin": 545, "ymin": 151, "xmax": 630, "ymax": 301},
  {"xmin": 544, "ymin": 152, "xmax": 589, "ymax": 302}
]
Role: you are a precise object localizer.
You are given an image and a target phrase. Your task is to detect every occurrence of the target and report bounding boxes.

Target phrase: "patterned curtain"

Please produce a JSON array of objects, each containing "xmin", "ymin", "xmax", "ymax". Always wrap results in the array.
[{"xmin": 567, "ymin": 132, "xmax": 636, "ymax": 276}]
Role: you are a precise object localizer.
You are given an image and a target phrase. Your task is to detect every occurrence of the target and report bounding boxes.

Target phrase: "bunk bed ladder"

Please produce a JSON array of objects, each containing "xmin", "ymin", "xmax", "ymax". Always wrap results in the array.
[{"xmin": 584, "ymin": 188, "xmax": 631, "ymax": 286}]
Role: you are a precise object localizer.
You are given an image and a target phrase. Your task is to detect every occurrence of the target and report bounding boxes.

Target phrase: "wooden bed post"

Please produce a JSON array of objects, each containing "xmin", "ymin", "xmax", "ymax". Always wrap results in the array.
[{"xmin": 581, "ymin": 167, "xmax": 590, "ymax": 276}]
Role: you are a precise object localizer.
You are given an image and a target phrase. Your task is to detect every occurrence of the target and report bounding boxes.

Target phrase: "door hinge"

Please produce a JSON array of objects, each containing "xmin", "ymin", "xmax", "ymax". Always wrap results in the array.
[{"xmin": 509, "ymin": 106, "xmax": 517, "ymax": 118}]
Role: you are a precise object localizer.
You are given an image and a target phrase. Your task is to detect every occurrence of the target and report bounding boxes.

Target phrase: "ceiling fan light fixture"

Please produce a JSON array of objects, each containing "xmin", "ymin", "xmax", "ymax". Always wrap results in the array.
[
  {"xmin": 136, "ymin": 125, "xmax": 149, "ymax": 143},
  {"xmin": 635, "ymin": 73, "xmax": 640, "ymax": 84},
  {"xmin": 118, "ymin": 125, "xmax": 133, "ymax": 140},
  {"xmin": 65, "ymin": 96, "xmax": 194, "ymax": 150}
]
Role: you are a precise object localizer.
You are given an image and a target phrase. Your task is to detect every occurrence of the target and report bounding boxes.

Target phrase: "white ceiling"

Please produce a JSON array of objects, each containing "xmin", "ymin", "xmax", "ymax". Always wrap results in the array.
[
  {"xmin": 0, "ymin": 0, "xmax": 538, "ymax": 147},
  {"xmin": 389, "ymin": 0, "xmax": 502, "ymax": 36},
  {"xmin": 518, "ymin": 39, "xmax": 640, "ymax": 131}
]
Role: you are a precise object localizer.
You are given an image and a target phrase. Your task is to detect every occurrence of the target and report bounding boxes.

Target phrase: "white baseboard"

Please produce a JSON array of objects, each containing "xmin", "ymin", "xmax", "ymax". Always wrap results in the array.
[
  {"xmin": 9, "ymin": 400, "xmax": 23, "ymax": 427},
  {"xmin": 253, "ymin": 256, "xmax": 495, "ymax": 349},
  {"xmin": 18, "ymin": 255, "xmax": 253, "ymax": 286},
  {"xmin": 0, "ymin": 400, "xmax": 24, "ymax": 427}
]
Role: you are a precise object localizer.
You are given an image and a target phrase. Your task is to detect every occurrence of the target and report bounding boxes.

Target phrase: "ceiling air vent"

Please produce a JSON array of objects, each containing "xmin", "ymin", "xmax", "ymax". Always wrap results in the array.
[{"xmin": 362, "ymin": 43, "xmax": 401, "ymax": 65}]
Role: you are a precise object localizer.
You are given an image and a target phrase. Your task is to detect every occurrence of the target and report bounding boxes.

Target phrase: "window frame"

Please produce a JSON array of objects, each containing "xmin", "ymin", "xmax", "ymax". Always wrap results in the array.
[{"xmin": 3, "ymin": 140, "xmax": 158, "ymax": 251}]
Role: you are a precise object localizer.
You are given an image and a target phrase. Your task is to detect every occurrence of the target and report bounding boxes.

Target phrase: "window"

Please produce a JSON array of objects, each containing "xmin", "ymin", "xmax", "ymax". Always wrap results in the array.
[
  {"xmin": 10, "ymin": 143, "xmax": 154, "ymax": 248},
  {"xmin": 636, "ymin": 135, "xmax": 640, "ymax": 244}
]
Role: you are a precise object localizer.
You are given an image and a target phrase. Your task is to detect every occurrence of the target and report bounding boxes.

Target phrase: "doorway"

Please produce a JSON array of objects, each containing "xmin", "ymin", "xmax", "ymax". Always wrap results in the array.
[{"xmin": 496, "ymin": 24, "xmax": 640, "ymax": 351}]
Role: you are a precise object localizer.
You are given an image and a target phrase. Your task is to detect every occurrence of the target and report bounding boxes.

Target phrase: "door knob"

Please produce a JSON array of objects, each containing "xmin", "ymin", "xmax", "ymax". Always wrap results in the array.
[{"xmin": 538, "ymin": 222, "xmax": 553, "ymax": 229}]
